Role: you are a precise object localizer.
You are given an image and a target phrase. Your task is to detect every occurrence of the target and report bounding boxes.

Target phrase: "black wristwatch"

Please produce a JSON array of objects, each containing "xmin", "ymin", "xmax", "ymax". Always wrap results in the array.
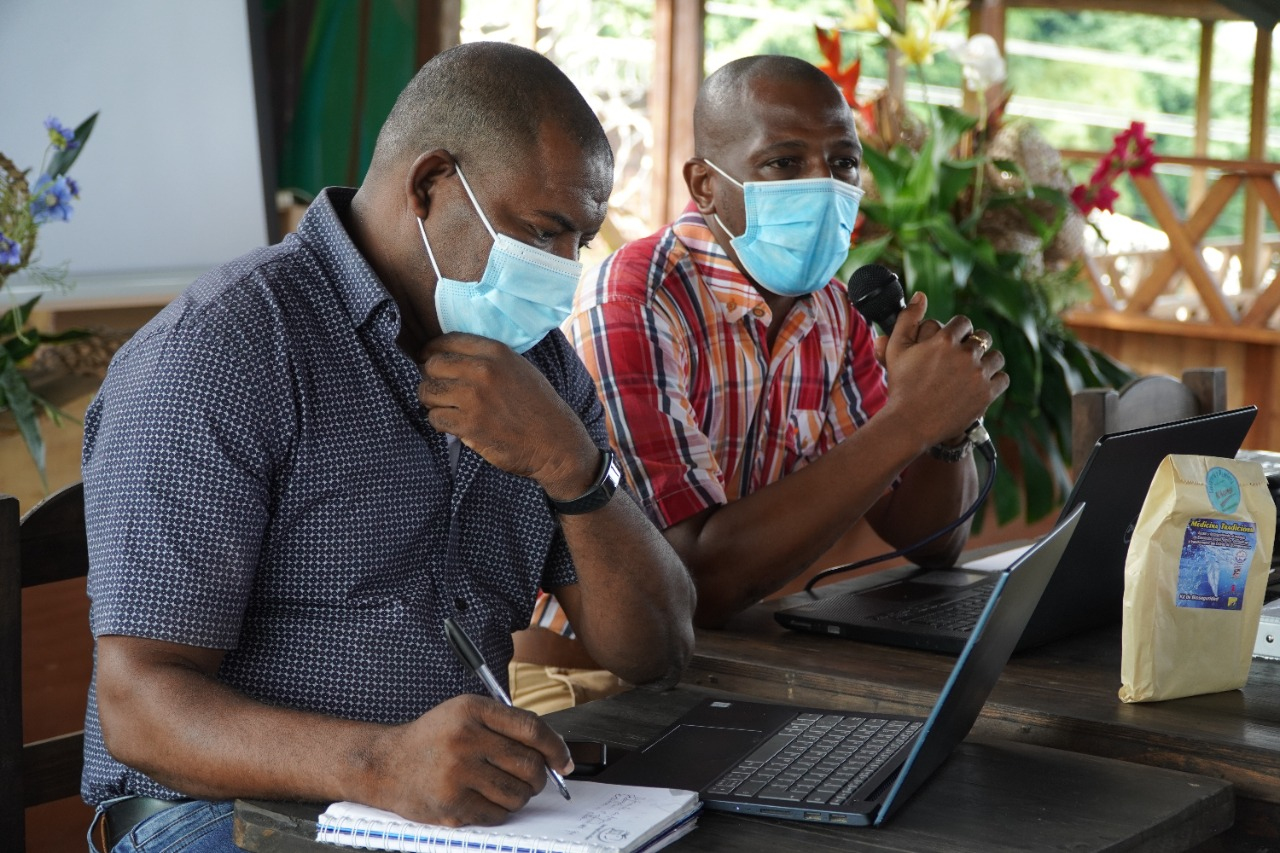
[{"xmin": 547, "ymin": 449, "xmax": 622, "ymax": 515}]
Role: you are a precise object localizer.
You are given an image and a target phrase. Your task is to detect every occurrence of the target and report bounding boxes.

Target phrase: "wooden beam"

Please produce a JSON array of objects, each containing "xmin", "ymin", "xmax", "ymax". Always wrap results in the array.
[
  {"xmin": 1130, "ymin": 174, "xmax": 1236, "ymax": 324},
  {"xmin": 1128, "ymin": 173, "xmax": 1240, "ymax": 313},
  {"xmin": 1241, "ymin": 23, "xmax": 1272, "ymax": 295},
  {"xmin": 1059, "ymin": 150, "xmax": 1280, "ymax": 175},
  {"xmin": 415, "ymin": 0, "xmax": 460, "ymax": 69},
  {"xmin": 1241, "ymin": 175, "xmax": 1280, "ymax": 327},
  {"xmin": 1188, "ymin": 20, "xmax": 1215, "ymax": 209},
  {"xmin": 650, "ymin": 0, "xmax": 704, "ymax": 227},
  {"xmin": 1000, "ymin": 0, "xmax": 1249, "ymax": 20}
]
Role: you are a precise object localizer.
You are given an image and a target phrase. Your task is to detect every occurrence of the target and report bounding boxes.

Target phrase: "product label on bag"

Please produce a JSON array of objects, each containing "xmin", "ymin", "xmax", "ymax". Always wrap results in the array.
[{"xmin": 1176, "ymin": 517, "xmax": 1257, "ymax": 610}]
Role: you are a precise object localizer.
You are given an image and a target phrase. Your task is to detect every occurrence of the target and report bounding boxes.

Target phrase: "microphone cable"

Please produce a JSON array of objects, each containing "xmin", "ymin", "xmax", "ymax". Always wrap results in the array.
[{"xmin": 801, "ymin": 426, "xmax": 998, "ymax": 594}]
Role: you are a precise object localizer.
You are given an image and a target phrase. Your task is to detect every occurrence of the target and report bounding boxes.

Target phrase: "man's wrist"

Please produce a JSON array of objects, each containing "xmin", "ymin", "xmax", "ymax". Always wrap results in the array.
[
  {"xmin": 928, "ymin": 434, "xmax": 973, "ymax": 462},
  {"xmin": 546, "ymin": 449, "xmax": 622, "ymax": 515}
]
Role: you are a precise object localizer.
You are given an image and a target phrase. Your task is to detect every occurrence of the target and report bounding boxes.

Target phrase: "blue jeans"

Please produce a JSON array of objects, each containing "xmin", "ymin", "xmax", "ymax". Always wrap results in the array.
[{"xmin": 90, "ymin": 800, "xmax": 236, "ymax": 853}]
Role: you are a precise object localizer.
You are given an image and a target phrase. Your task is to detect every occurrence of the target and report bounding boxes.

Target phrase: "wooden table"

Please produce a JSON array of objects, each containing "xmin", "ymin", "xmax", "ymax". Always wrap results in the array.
[
  {"xmin": 683, "ymin": 569, "xmax": 1280, "ymax": 849},
  {"xmin": 233, "ymin": 685, "xmax": 1233, "ymax": 852}
]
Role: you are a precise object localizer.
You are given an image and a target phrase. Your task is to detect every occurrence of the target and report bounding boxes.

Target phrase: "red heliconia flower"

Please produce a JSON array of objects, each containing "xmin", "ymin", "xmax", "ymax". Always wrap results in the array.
[
  {"xmin": 816, "ymin": 27, "xmax": 861, "ymax": 106},
  {"xmin": 814, "ymin": 27, "xmax": 879, "ymax": 137}
]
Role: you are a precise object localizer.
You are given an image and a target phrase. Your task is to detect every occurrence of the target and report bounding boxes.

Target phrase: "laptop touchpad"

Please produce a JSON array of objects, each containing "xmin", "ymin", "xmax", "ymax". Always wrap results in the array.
[{"xmin": 621, "ymin": 724, "xmax": 762, "ymax": 791}]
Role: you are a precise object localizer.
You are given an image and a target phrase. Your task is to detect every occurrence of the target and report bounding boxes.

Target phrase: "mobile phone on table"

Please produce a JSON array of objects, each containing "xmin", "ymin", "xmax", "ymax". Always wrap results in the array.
[{"xmin": 566, "ymin": 740, "xmax": 609, "ymax": 777}]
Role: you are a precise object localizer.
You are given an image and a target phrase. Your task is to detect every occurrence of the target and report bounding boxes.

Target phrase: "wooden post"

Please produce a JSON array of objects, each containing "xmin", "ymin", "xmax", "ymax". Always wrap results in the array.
[
  {"xmin": 415, "ymin": 0, "xmax": 460, "ymax": 69},
  {"xmin": 1188, "ymin": 19, "xmax": 1215, "ymax": 210},
  {"xmin": 650, "ymin": 0, "xmax": 704, "ymax": 227},
  {"xmin": 1241, "ymin": 23, "xmax": 1272, "ymax": 296}
]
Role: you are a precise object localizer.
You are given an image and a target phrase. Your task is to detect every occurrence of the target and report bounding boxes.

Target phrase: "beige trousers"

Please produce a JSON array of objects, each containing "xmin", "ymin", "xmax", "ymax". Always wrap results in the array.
[{"xmin": 507, "ymin": 661, "xmax": 629, "ymax": 715}]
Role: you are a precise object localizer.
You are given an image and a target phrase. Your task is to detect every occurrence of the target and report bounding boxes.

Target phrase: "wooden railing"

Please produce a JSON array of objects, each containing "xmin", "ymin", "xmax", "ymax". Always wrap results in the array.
[{"xmin": 1057, "ymin": 150, "xmax": 1280, "ymax": 450}]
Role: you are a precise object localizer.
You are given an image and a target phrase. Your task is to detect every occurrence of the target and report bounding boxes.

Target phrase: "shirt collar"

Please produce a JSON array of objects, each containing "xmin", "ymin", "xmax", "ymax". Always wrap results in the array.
[
  {"xmin": 296, "ymin": 187, "xmax": 397, "ymax": 330},
  {"xmin": 671, "ymin": 202, "xmax": 769, "ymax": 326}
]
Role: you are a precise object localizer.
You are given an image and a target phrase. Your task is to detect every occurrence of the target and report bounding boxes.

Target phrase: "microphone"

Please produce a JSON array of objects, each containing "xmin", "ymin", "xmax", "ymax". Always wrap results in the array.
[
  {"xmin": 844, "ymin": 263, "xmax": 995, "ymax": 459},
  {"xmin": 847, "ymin": 263, "xmax": 905, "ymax": 335}
]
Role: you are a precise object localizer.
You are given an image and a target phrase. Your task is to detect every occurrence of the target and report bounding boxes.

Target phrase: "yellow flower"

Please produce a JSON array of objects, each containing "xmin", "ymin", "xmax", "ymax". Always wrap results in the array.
[
  {"xmin": 843, "ymin": 0, "xmax": 882, "ymax": 33},
  {"xmin": 923, "ymin": 0, "xmax": 968, "ymax": 32},
  {"xmin": 889, "ymin": 20, "xmax": 940, "ymax": 66}
]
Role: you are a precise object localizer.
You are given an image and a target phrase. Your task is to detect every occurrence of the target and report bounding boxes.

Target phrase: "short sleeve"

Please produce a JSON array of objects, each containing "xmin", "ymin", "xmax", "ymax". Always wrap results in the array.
[
  {"xmin": 83, "ymin": 297, "xmax": 293, "ymax": 649},
  {"xmin": 566, "ymin": 295, "xmax": 726, "ymax": 530}
]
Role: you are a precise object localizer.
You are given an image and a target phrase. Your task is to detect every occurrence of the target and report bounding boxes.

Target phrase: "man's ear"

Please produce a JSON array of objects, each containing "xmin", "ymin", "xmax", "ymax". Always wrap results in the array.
[
  {"xmin": 684, "ymin": 159, "xmax": 716, "ymax": 215},
  {"xmin": 406, "ymin": 149, "xmax": 457, "ymax": 220}
]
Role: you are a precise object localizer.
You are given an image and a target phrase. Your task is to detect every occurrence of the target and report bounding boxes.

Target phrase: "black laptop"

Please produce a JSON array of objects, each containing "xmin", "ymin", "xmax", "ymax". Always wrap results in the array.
[
  {"xmin": 594, "ymin": 505, "xmax": 1083, "ymax": 827},
  {"xmin": 775, "ymin": 406, "xmax": 1258, "ymax": 653}
]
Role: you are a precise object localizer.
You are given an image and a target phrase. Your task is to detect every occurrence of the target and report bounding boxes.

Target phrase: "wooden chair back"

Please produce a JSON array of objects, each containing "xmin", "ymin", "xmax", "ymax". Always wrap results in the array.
[
  {"xmin": 0, "ymin": 482, "xmax": 89, "ymax": 850},
  {"xmin": 1071, "ymin": 367, "xmax": 1228, "ymax": 473}
]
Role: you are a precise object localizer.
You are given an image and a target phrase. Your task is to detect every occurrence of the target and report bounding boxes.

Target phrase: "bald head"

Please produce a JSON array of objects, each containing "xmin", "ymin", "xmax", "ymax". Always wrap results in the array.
[
  {"xmin": 369, "ymin": 41, "xmax": 612, "ymax": 179},
  {"xmin": 694, "ymin": 56, "xmax": 848, "ymax": 161}
]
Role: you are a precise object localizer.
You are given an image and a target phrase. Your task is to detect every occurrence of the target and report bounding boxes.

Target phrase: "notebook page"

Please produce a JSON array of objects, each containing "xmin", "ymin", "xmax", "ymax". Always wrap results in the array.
[{"xmin": 316, "ymin": 779, "xmax": 699, "ymax": 853}]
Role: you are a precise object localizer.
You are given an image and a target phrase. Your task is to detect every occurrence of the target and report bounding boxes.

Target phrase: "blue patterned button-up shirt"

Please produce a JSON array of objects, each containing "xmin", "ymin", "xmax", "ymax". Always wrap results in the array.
[{"xmin": 80, "ymin": 187, "xmax": 602, "ymax": 804}]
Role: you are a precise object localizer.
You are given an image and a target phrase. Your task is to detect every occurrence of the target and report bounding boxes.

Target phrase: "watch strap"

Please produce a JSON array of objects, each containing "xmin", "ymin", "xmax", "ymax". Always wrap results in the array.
[{"xmin": 547, "ymin": 449, "xmax": 621, "ymax": 515}]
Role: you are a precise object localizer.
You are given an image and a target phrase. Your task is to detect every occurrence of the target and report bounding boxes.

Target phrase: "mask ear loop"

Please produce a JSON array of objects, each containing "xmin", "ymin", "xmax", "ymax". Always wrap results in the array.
[
  {"xmin": 417, "ymin": 160, "xmax": 499, "ymax": 280},
  {"xmin": 701, "ymin": 158, "xmax": 747, "ymax": 241}
]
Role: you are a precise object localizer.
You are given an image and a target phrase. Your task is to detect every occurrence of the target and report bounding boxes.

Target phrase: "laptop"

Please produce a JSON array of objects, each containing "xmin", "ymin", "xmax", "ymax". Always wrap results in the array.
[
  {"xmin": 775, "ymin": 406, "xmax": 1258, "ymax": 653},
  {"xmin": 594, "ymin": 505, "xmax": 1083, "ymax": 827}
]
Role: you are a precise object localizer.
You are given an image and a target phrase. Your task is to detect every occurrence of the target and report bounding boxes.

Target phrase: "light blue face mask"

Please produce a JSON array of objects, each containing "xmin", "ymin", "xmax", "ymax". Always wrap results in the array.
[
  {"xmin": 418, "ymin": 164, "xmax": 583, "ymax": 354},
  {"xmin": 704, "ymin": 159, "xmax": 864, "ymax": 297}
]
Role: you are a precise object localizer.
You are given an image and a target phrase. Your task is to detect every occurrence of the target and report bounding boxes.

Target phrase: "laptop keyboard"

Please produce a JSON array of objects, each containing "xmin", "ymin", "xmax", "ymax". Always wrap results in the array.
[
  {"xmin": 873, "ymin": 590, "xmax": 989, "ymax": 632},
  {"xmin": 706, "ymin": 712, "xmax": 923, "ymax": 806}
]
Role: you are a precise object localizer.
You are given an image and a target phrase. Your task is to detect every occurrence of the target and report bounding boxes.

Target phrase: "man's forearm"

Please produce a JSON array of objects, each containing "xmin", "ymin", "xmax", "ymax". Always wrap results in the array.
[
  {"xmin": 869, "ymin": 450, "xmax": 979, "ymax": 567},
  {"xmin": 557, "ymin": 491, "xmax": 696, "ymax": 687},
  {"xmin": 96, "ymin": 636, "xmax": 384, "ymax": 805},
  {"xmin": 665, "ymin": 411, "xmax": 933, "ymax": 627}
]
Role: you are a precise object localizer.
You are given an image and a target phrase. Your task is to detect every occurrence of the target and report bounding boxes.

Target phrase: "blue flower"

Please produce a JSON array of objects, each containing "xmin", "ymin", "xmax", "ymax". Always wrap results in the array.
[
  {"xmin": 44, "ymin": 116, "xmax": 79, "ymax": 151},
  {"xmin": 0, "ymin": 232, "xmax": 20, "ymax": 266},
  {"xmin": 66, "ymin": 177, "xmax": 80, "ymax": 198},
  {"xmin": 30, "ymin": 173, "xmax": 75, "ymax": 223}
]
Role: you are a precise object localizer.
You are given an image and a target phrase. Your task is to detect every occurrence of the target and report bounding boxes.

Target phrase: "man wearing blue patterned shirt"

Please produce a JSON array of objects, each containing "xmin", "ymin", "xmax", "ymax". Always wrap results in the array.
[{"xmin": 81, "ymin": 42, "xmax": 695, "ymax": 853}]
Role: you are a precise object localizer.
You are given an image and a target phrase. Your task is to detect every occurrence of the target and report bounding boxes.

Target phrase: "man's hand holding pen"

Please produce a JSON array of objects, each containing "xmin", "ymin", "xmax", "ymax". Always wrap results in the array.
[{"xmin": 361, "ymin": 691, "xmax": 574, "ymax": 828}]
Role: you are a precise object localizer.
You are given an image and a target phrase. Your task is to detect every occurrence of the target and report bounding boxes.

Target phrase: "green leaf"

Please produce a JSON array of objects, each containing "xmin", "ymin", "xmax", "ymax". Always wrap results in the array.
[
  {"xmin": 872, "ymin": 0, "xmax": 904, "ymax": 32},
  {"xmin": 46, "ymin": 112, "xmax": 99, "ymax": 179},
  {"xmin": 934, "ymin": 106, "xmax": 979, "ymax": 151},
  {"xmin": 903, "ymin": 135, "xmax": 939, "ymax": 209},
  {"xmin": 904, "ymin": 242, "xmax": 954, "ymax": 318},
  {"xmin": 862, "ymin": 147, "xmax": 906, "ymax": 207},
  {"xmin": 0, "ymin": 358, "xmax": 47, "ymax": 489},
  {"xmin": 1015, "ymin": 432, "xmax": 1056, "ymax": 522},
  {"xmin": 840, "ymin": 234, "xmax": 893, "ymax": 279},
  {"xmin": 0, "ymin": 296, "xmax": 42, "ymax": 336},
  {"xmin": 938, "ymin": 161, "xmax": 978, "ymax": 210},
  {"xmin": 993, "ymin": 459, "xmax": 1022, "ymax": 525}
]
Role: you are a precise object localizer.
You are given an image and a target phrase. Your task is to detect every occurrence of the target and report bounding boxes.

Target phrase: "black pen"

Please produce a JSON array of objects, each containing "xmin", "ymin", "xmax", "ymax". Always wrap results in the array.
[{"xmin": 443, "ymin": 617, "xmax": 572, "ymax": 800}]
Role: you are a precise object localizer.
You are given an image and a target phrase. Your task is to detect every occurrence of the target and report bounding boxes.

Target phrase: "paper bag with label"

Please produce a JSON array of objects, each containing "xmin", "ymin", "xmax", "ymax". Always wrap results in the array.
[{"xmin": 1120, "ymin": 454, "xmax": 1275, "ymax": 703}]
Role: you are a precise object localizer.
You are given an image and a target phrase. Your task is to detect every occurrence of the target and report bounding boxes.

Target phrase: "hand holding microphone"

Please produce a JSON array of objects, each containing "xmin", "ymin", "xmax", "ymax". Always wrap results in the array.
[{"xmin": 846, "ymin": 264, "xmax": 1005, "ymax": 461}]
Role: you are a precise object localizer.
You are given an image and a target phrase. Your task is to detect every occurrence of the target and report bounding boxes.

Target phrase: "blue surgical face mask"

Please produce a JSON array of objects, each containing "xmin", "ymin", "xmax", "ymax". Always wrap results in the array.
[
  {"xmin": 704, "ymin": 159, "xmax": 863, "ymax": 297},
  {"xmin": 418, "ymin": 164, "xmax": 583, "ymax": 354}
]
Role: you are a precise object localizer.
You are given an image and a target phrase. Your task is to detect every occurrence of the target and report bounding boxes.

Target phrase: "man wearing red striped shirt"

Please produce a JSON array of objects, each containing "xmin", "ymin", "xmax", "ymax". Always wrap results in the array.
[{"xmin": 512, "ymin": 55, "xmax": 1007, "ymax": 712}]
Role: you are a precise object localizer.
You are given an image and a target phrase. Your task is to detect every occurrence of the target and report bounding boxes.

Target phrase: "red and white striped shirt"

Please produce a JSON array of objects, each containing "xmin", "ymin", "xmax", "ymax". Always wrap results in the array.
[{"xmin": 529, "ymin": 204, "xmax": 889, "ymax": 637}]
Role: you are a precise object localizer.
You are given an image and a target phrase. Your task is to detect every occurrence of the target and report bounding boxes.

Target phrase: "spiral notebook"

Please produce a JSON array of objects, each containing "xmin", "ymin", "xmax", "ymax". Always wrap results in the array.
[{"xmin": 315, "ymin": 779, "xmax": 700, "ymax": 853}]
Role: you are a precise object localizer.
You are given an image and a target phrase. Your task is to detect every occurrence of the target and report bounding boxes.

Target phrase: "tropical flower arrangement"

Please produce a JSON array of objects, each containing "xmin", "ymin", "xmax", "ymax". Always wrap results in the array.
[
  {"xmin": 816, "ymin": 0, "xmax": 1135, "ymax": 526},
  {"xmin": 1, "ymin": 113, "xmax": 97, "ymax": 488}
]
